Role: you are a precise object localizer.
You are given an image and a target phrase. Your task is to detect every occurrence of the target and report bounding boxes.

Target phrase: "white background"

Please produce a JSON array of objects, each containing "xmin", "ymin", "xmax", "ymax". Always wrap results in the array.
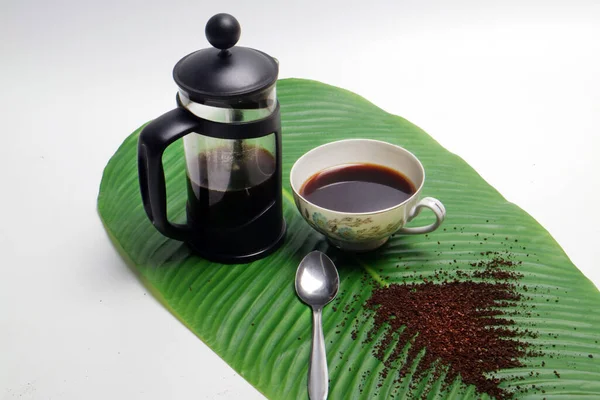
[{"xmin": 1, "ymin": 0, "xmax": 599, "ymax": 399}]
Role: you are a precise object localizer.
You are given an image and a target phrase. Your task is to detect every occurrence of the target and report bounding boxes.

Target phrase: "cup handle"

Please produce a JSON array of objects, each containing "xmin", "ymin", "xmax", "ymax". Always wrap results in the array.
[
  {"xmin": 396, "ymin": 197, "xmax": 446, "ymax": 235},
  {"xmin": 138, "ymin": 107, "xmax": 200, "ymax": 241}
]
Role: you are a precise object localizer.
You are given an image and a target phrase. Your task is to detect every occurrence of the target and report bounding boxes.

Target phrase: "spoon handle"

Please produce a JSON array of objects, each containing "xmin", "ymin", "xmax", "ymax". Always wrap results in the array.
[{"xmin": 309, "ymin": 308, "xmax": 328, "ymax": 400}]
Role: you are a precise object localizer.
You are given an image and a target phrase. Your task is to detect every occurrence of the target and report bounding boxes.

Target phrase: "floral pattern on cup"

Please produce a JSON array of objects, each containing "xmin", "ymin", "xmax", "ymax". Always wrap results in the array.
[{"xmin": 305, "ymin": 211, "xmax": 403, "ymax": 241}]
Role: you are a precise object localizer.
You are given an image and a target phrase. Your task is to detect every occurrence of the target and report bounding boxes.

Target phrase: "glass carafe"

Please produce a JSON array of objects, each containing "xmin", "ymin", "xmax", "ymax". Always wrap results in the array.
[{"xmin": 137, "ymin": 14, "xmax": 285, "ymax": 263}]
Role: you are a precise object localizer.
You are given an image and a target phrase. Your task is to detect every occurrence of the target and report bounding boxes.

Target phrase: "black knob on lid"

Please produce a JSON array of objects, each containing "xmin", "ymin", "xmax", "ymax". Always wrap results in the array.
[{"xmin": 205, "ymin": 13, "xmax": 241, "ymax": 51}]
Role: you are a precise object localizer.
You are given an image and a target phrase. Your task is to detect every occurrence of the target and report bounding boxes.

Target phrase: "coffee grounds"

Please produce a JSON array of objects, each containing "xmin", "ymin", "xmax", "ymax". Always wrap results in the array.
[
  {"xmin": 470, "ymin": 254, "xmax": 524, "ymax": 281},
  {"xmin": 365, "ymin": 280, "xmax": 527, "ymax": 399},
  {"xmin": 350, "ymin": 248, "xmax": 538, "ymax": 399}
]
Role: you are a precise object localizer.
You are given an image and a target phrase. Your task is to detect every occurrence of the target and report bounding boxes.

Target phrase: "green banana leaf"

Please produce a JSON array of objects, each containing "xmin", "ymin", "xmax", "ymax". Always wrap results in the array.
[{"xmin": 98, "ymin": 79, "xmax": 600, "ymax": 399}]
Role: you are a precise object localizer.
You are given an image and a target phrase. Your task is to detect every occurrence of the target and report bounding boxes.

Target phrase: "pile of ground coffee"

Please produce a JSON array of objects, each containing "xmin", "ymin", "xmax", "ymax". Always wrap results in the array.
[
  {"xmin": 354, "ymin": 251, "xmax": 537, "ymax": 399},
  {"xmin": 365, "ymin": 281, "xmax": 525, "ymax": 399}
]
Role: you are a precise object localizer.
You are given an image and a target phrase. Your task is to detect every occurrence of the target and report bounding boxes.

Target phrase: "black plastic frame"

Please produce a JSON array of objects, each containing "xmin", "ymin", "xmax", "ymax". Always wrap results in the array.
[{"xmin": 137, "ymin": 101, "xmax": 286, "ymax": 263}]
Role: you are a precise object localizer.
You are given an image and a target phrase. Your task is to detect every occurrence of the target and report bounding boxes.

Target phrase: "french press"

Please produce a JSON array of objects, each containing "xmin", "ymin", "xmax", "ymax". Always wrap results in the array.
[{"xmin": 138, "ymin": 13, "xmax": 286, "ymax": 263}]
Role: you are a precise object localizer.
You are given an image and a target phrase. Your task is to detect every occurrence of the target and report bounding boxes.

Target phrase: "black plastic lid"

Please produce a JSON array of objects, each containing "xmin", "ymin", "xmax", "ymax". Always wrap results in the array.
[{"xmin": 173, "ymin": 13, "xmax": 278, "ymax": 105}]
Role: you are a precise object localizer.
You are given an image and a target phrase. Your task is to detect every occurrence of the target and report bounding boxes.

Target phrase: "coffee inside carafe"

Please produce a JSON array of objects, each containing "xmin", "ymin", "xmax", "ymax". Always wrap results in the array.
[{"xmin": 185, "ymin": 140, "xmax": 278, "ymax": 230}]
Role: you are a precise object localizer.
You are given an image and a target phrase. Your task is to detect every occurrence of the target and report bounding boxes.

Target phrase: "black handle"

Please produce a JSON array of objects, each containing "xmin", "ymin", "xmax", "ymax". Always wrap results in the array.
[{"xmin": 138, "ymin": 107, "xmax": 200, "ymax": 241}]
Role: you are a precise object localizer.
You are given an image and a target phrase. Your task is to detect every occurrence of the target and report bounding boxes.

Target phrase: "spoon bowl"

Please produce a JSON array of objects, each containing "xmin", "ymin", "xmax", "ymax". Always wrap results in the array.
[{"xmin": 295, "ymin": 251, "xmax": 340, "ymax": 308}]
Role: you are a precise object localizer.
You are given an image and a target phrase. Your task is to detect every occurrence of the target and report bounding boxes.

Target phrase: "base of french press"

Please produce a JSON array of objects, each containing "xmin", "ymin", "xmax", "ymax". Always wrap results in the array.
[{"xmin": 186, "ymin": 222, "xmax": 287, "ymax": 264}]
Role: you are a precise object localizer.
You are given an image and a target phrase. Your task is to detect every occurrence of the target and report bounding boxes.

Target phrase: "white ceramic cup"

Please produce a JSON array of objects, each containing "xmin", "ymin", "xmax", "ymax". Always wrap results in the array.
[{"xmin": 290, "ymin": 139, "xmax": 446, "ymax": 251}]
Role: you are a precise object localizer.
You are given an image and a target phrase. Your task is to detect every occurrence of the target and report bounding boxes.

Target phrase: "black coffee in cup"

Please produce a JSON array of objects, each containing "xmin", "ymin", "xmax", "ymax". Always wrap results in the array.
[{"xmin": 300, "ymin": 163, "xmax": 416, "ymax": 213}]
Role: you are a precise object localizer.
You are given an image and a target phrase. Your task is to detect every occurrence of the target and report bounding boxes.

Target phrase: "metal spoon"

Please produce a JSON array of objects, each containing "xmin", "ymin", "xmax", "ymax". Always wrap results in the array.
[{"xmin": 295, "ymin": 251, "xmax": 340, "ymax": 400}]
